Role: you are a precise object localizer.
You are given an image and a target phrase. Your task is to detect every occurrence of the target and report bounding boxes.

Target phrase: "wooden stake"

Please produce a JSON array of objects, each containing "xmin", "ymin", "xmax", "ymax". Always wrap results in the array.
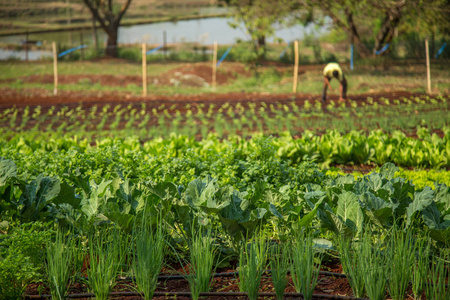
[
  {"xmin": 212, "ymin": 41, "xmax": 217, "ymax": 89},
  {"xmin": 293, "ymin": 40, "xmax": 299, "ymax": 93},
  {"xmin": 425, "ymin": 39, "xmax": 431, "ymax": 94},
  {"xmin": 52, "ymin": 41, "xmax": 58, "ymax": 96},
  {"xmin": 142, "ymin": 43, "xmax": 147, "ymax": 97}
]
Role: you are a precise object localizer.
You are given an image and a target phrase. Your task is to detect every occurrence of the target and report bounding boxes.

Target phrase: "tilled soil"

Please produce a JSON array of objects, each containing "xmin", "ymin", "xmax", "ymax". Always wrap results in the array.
[{"xmin": 23, "ymin": 259, "xmax": 355, "ymax": 300}]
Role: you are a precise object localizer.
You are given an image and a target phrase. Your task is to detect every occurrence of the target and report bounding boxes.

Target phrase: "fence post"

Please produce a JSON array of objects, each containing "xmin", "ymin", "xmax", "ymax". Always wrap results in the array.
[
  {"xmin": 142, "ymin": 43, "xmax": 147, "ymax": 97},
  {"xmin": 52, "ymin": 41, "xmax": 58, "ymax": 96},
  {"xmin": 293, "ymin": 40, "xmax": 299, "ymax": 93},
  {"xmin": 212, "ymin": 41, "xmax": 217, "ymax": 89},
  {"xmin": 425, "ymin": 39, "xmax": 431, "ymax": 94}
]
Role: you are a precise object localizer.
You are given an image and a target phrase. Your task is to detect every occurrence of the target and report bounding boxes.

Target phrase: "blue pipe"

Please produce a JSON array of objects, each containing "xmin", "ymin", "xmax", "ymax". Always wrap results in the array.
[
  {"xmin": 350, "ymin": 44, "xmax": 354, "ymax": 70},
  {"xmin": 217, "ymin": 46, "xmax": 232, "ymax": 67},
  {"xmin": 435, "ymin": 42, "xmax": 447, "ymax": 58},
  {"xmin": 146, "ymin": 44, "xmax": 164, "ymax": 55},
  {"xmin": 58, "ymin": 45, "xmax": 87, "ymax": 58},
  {"xmin": 279, "ymin": 41, "xmax": 292, "ymax": 59},
  {"xmin": 375, "ymin": 43, "xmax": 390, "ymax": 55}
]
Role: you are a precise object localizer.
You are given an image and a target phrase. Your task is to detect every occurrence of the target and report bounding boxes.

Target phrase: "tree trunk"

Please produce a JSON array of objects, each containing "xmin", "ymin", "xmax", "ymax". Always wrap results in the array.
[
  {"xmin": 105, "ymin": 26, "xmax": 118, "ymax": 57},
  {"xmin": 257, "ymin": 35, "xmax": 266, "ymax": 48},
  {"xmin": 372, "ymin": 4, "xmax": 404, "ymax": 56}
]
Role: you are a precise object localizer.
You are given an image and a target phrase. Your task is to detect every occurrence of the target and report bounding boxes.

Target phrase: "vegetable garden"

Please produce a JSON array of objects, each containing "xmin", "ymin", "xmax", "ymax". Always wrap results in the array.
[{"xmin": 1, "ymin": 91, "xmax": 450, "ymax": 300}]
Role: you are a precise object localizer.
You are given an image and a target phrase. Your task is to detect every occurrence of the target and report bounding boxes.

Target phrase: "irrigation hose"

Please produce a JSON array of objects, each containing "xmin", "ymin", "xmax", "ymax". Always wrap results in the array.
[
  {"xmin": 24, "ymin": 291, "xmax": 369, "ymax": 299},
  {"xmin": 117, "ymin": 270, "xmax": 347, "ymax": 281}
]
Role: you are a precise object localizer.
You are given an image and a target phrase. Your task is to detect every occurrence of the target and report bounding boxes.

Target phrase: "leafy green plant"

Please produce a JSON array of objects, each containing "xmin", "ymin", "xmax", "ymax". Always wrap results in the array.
[
  {"xmin": 269, "ymin": 241, "xmax": 290, "ymax": 300},
  {"xmin": 386, "ymin": 227, "xmax": 415, "ymax": 300},
  {"xmin": 0, "ymin": 221, "xmax": 53, "ymax": 278},
  {"xmin": 337, "ymin": 236, "xmax": 366, "ymax": 298},
  {"xmin": 238, "ymin": 233, "xmax": 268, "ymax": 300},
  {"xmin": 290, "ymin": 231, "xmax": 322, "ymax": 300},
  {"xmin": 411, "ymin": 235, "xmax": 430, "ymax": 300},
  {"xmin": 425, "ymin": 249, "xmax": 450, "ymax": 300},
  {"xmin": 0, "ymin": 252, "xmax": 40, "ymax": 300},
  {"xmin": 87, "ymin": 227, "xmax": 128, "ymax": 300},
  {"xmin": 185, "ymin": 227, "xmax": 217, "ymax": 300},
  {"xmin": 132, "ymin": 218, "xmax": 165, "ymax": 300},
  {"xmin": 359, "ymin": 232, "xmax": 388, "ymax": 300},
  {"xmin": 45, "ymin": 230, "xmax": 82, "ymax": 300}
]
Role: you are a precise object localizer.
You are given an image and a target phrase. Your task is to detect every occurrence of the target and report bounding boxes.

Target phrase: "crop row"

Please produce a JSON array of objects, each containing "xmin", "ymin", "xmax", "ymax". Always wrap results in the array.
[
  {"xmin": 1, "ymin": 95, "xmax": 448, "ymax": 139},
  {"xmin": 2, "ymin": 129, "xmax": 449, "ymax": 178},
  {"xmin": 1, "ymin": 158, "xmax": 450, "ymax": 299},
  {"xmin": 1, "ymin": 156, "xmax": 450, "ymax": 245}
]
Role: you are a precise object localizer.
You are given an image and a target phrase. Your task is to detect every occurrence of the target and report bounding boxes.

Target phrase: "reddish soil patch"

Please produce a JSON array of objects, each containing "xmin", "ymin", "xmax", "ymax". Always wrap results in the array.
[
  {"xmin": 2, "ymin": 62, "xmax": 249, "ymax": 89},
  {"xmin": 0, "ymin": 86, "xmax": 428, "ymax": 109}
]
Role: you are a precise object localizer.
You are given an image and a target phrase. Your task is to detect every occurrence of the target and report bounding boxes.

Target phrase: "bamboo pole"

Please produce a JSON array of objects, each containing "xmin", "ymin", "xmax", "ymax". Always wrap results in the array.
[
  {"xmin": 52, "ymin": 41, "xmax": 58, "ymax": 96},
  {"xmin": 142, "ymin": 43, "xmax": 147, "ymax": 97},
  {"xmin": 425, "ymin": 39, "xmax": 431, "ymax": 94},
  {"xmin": 293, "ymin": 40, "xmax": 299, "ymax": 93},
  {"xmin": 212, "ymin": 41, "xmax": 217, "ymax": 89}
]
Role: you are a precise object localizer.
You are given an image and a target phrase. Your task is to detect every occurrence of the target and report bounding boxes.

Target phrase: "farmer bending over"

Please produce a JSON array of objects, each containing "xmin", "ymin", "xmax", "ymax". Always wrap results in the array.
[{"xmin": 322, "ymin": 62, "xmax": 347, "ymax": 103}]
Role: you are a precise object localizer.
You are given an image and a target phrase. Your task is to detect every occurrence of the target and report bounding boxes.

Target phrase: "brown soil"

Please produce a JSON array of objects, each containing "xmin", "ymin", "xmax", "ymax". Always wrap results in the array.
[
  {"xmin": 1, "ymin": 62, "xmax": 249, "ymax": 89},
  {"xmin": 24, "ymin": 257, "xmax": 426, "ymax": 299},
  {"xmin": 0, "ymin": 85, "xmax": 426, "ymax": 109},
  {"xmin": 24, "ymin": 260, "xmax": 356, "ymax": 300}
]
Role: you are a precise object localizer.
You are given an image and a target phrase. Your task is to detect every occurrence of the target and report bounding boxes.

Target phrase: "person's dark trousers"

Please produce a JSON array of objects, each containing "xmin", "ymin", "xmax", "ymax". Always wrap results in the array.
[{"xmin": 322, "ymin": 84, "xmax": 328, "ymax": 103}]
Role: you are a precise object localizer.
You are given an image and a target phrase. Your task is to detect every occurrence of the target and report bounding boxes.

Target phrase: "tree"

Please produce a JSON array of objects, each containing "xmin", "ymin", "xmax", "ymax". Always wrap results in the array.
[
  {"xmin": 305, "ymin": 0, "xmax": 450, "ymax": 58},
  {"xmin": 81, "ymin": 0, "xmax": 133, "ymax": 57},
  {"xmin": 224, "ymin": 0, "xmax": 299, "ymax": 63}
]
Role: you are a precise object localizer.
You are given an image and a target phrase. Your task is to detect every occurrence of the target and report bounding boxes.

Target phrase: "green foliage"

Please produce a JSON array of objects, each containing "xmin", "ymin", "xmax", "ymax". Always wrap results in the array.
[
  {"xmin": 45, "ymin": 230, "xmax": 82, "ymax": 300},
  {"xmin": 185, "ymin": 227, "xmax": 217, "ymax": 300},
  {"xmin": 411, "ymin": 235, "xmax": 430, "ymax": 300},
  {"xmin": 269, "ymin": 242, "xmax": 290, "ymax": 300},
  {"xmin": 132, "ymin": 216, "xmax": 165, "ymax": 300},
  {"xmin": 87, "ymin": 227, "xmax": 128, "ymax": 300},
  {"xmin": 290, "ymin": 230, "xmax": 321, "ymax": 300},
  {"xmin": 238, "ymin": 233, "xmax": 268, "ymax": 300},
  {"xmin": 425, "ymin": 249, "xmax": 450, "ymax": 300},
  {"xmin": 0, "ymin": 221, "xmax": 54, "ymax": 299},
  {"xmin": 359, "ymin": 231, "xmax": 389, "ymax": 300},
  {"xmin": 386, "ymin": 227, "xmax": 415, "ymax": 300},
  {"xmin": 0, "ymin": 252, "xmax": 40, "ymax": 300},
  {"xmin": 337, "ymin": 236, "xmax": 366, "ymax": 298}
]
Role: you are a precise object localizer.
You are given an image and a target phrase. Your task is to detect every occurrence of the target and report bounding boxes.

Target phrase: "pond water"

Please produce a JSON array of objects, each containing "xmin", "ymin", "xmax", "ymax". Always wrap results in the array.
[{"xmin": 0, "ymin": 17, "xmax": 330, "ymax": 60}]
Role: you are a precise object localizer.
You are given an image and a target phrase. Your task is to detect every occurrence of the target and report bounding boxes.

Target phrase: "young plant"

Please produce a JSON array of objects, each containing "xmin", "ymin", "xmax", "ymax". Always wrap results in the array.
[
  {"xmin": 425, "ymin": 249, "xmax": 450, "ymax": 300},
  {"xmin": 238, "ymin": 233, "xmax": 268, "ymax": 300},
  {"xmin": 132, "ymin": 219, "xmax": 165, "ymax": 300},
  {"xmin": 87, "ymin": 227, "xmax": 128, "ymax": 300},
  {"xmin": 359, "ymin": 232, "xmax": 388, "ymax": 300},
  {"xmin": 269, "ymin": 241, "xmax": 290, "ymax": 300},
  {"xmin": 337, "ymin": 236, "xmax": 366, "ymax": 298},
  {"xmin": 386, "ymin": 227, "xmax": 415, "ymax": 300},
  {"xmin": 45, "ymin": 230, "xmax": 80, "ymax": 300},
  {"xmin": 186, "ymin": 227, "xmax": 217, "ymax": 300},
  {"xmin": 411, "ymin": 236, "xmax": 430, "ymax": 300},
  {"xmin": 290, "ymin": 231, "xmax": 322, "ymax": 300}
]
